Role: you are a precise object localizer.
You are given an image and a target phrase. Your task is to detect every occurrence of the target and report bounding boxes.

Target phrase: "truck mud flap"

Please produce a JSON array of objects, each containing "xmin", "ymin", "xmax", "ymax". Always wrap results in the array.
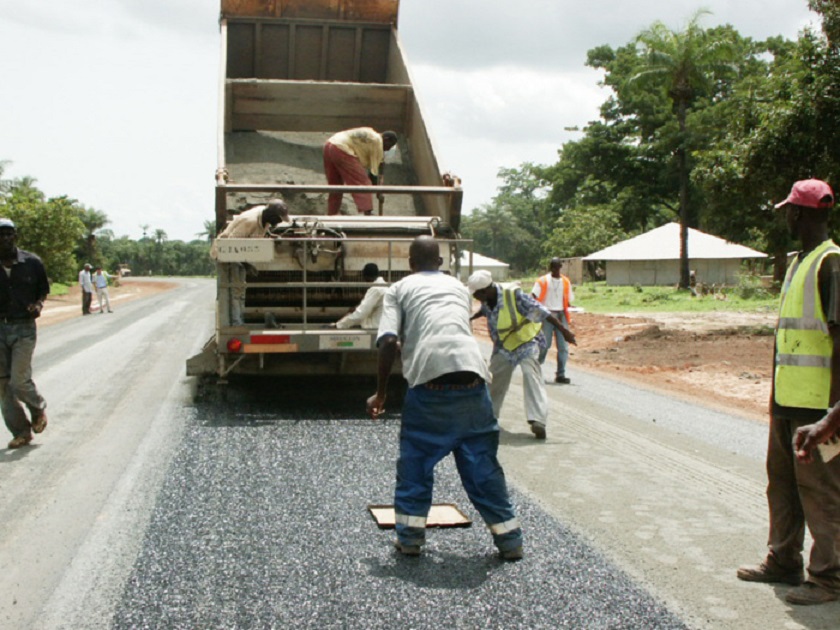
[{"xmin": 186, "ymin": 337, "xmax": 219, "ymax": 377}]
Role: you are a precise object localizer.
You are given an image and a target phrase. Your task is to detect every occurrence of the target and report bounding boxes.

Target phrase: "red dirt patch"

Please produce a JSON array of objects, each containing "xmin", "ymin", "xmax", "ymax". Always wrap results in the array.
[{"xmin": 472, "ymin": 309, "xmax": 775, "ymax": 422}]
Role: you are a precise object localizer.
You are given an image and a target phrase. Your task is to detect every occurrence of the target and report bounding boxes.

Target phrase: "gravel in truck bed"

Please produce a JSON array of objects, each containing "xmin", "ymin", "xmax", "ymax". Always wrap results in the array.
[{"xmin": 225, "ymin": 131, "xmax": 422, "ymax": 216}]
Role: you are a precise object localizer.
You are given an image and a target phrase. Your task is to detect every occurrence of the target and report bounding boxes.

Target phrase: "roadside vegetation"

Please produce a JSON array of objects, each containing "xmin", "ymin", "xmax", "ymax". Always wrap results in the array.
[
  {"xmin": 570, "ymin": 281, "xmax": 778, "ymax": 314},
  {"xmin": 462, "ymin": 1, "xmax": 840, "ymax": 286},
  {"xmin": 509, "ymin": 271, "xmax": 778, "ymax": 314},
  {"xmin": 0, "ymin": 161, "xmax": 213, "ymax": 283},
  {"xmin": 48, "ymin": 283, "xmax": 70, "ymax": 297}
]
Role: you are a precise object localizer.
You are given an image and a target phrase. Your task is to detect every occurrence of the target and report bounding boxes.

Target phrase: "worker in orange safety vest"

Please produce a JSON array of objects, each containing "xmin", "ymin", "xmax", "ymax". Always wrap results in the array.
[{"xmin": 531, "ymin": 258, "xmax": 573, "ymax": 384}]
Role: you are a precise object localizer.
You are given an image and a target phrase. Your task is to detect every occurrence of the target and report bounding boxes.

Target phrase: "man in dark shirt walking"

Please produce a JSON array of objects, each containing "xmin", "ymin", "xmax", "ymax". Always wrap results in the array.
[{"xmin": 0, "ymin": 219, "xmax": 50, "ymax": 449}]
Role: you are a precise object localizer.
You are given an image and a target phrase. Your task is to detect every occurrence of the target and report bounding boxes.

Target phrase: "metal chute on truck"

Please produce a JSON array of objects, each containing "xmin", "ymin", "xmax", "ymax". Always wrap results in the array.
[{"xmin": 187, "ymin": 0, "xmax": 472, "ymax": 381}]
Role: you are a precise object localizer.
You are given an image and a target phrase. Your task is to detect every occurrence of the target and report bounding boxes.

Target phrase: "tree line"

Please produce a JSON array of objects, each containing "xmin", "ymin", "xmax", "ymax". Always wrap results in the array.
[
  {"xmin": 462, "ymin": 1, "xmax": 840, "ymax": 286},
  {"xmin": 0, "ymin": 163, "xmax": 214, "ymax": 282}
]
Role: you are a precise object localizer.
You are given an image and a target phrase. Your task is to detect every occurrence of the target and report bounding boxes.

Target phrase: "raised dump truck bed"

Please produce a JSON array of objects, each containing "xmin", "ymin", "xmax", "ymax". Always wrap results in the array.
[{"xmin": 188, "ymin": 0, "xmax": 468, "ymax": 380}]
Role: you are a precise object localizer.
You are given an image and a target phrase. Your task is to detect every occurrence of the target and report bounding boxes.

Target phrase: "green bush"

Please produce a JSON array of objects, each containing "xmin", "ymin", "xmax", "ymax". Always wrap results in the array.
[
  {"xmin": 640, "ymin": 289, "xmax": 672, "ymax": 304},
  {"xmin": 734, "ymin": 273, "xmax": 773, "ymax": 300}
]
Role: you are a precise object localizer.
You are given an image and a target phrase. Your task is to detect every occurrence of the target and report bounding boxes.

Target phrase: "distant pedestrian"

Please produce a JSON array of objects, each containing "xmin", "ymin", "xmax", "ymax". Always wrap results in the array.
[
  {"xmin": 323, "ymin": 127, "xmax": 397, "ymax": 215},
  {"xmin": 532, "ymin": 257, "xmax": 574, "ymax": 384},
  {"xmin": 0, "ymin": 219, "xmax": 49, "ymax": 449},
  {"xmin": 469, "ymin": 270, "xmax": 575, "ymax": 440},
  {"xmin": 79, "ymin": 263, "xmax": 93, "ymax": 315},
  {"xmin": 367, "ymin": 236, "xmax": 523, "ymax": 560},
  {"xmin": 94, "ymin": 267, "xmax": 113, "ymax": 313},
  {"xmin": 737, "ymin": 179, "xmax": 840, "ymax": 606}
]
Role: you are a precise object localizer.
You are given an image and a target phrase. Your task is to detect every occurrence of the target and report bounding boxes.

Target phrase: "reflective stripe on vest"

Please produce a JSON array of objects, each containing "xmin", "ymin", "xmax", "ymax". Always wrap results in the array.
[
  {"xmin": 488, "ymin": 517, "xmax": 521, "ymax": 535},
  {"xmin": 497, "ymin": 288, "xmax": 542, "ymax": 352},
  {"xmin": 774, "ymin": 240, "xmax": 840, "ymax": 408},
  {"xmin": 395, "ymin": 512, "xmax": 427, "ymax": 528}
]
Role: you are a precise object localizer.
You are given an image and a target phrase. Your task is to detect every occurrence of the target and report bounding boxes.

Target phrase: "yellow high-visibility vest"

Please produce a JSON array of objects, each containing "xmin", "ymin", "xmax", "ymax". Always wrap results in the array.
[
  {"xmin": 775, "ymin": 239, "xmax": 840, "ymax": 408},
  {"xmin": 497, "ymin": 287, "xmax": 542, "ymax": 352}
]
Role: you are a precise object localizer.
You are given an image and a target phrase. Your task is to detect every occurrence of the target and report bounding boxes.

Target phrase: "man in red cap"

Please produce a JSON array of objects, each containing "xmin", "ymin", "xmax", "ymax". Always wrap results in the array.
[{"xmin": 737, "ymin": 179, "xmax": 840, "ymax": 605}]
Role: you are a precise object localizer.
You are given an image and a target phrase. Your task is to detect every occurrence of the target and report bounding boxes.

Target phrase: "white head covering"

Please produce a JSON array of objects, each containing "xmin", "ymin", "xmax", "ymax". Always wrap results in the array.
[{"xmin": 467, "ymin": 269, "xmax": 493, "ymax": 294}]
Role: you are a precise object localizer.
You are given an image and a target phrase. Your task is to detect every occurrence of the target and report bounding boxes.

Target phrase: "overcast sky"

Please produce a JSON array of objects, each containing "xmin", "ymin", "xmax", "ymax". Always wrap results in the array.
[{"xmin": 0, "ymin": 1, "xmax": 818, "ymax": 241}]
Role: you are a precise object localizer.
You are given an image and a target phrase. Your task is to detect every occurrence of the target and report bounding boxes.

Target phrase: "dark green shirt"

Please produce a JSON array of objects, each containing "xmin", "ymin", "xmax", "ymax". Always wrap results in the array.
[{"xmin": 0, "ymin": 248, "xmax": 50, "ymax": 321}]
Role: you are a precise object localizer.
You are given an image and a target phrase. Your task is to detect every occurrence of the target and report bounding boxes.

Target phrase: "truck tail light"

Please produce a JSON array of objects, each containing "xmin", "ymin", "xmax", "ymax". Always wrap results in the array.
[{"xmin": 227, "ymin": 338, "xmax": 243, "ymax": 353}]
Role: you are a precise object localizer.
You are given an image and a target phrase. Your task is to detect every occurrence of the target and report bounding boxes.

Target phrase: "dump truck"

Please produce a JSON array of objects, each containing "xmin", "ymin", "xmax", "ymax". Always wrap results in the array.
[{"xmin": 187, "ymin": 0, "xmax": 470, "ymax": 381}]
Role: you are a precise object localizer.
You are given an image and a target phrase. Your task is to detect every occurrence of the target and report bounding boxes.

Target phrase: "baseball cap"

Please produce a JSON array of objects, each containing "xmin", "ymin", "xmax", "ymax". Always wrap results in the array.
[
  {"xmin": 0, "ymin": 218, "xmax": 16, "ymax": 230},
  {"xmin": 467, "ymin": 269, "xmax": 493, "ymax": 294},
  {"xmin": 774, "ymin": 179, "xmax": 835, "ymax": 210}
]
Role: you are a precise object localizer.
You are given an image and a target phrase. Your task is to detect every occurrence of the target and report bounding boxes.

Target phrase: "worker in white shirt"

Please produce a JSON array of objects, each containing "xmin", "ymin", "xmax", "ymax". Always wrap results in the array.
[
  {"xmin": 366, "ymin": 236, "xmax": 523, "ymax": 560},
  {"xmin": 335, "ymin": 263, "xmax": 388, "ymax": 329},
  {"xmin": 93, "ymin": 267, "xmax": 113, "ymax": 313},
  {"xmin": 78, "ymin": 263, "xmax": 93, "ymax": 315}
]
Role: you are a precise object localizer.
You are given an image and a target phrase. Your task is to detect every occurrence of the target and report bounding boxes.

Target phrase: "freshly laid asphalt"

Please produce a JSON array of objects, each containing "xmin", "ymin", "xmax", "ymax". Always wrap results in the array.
[{"xmin": 111, "ymin": 378, "xmax": 687, "ymax": 629}]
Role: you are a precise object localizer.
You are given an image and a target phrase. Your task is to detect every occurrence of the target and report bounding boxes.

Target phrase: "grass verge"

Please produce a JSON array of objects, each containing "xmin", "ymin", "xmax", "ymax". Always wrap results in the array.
[{"xmin": 511, "ymin": 279, "xmax": 779, "ymax": 314}]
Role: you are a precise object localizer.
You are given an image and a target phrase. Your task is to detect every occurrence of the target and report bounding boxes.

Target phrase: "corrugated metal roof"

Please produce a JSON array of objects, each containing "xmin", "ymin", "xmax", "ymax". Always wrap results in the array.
[{"xmin": 583, "ymin": 223, "xmax": 767, "ymax": 261}]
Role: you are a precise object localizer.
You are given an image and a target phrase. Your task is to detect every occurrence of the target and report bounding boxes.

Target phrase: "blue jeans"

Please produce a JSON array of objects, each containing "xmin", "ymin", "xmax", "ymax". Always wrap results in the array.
[
  {"xmin": 0, "ymin": 321, "xmax": 46, "ymax": 437},
  {"xmin": 394, "ymin": 382, "xmax": 522, "ymax": 551},
  {"xmin": 538, "ymin": 312, "xmax": 569, "ymax": 378}
]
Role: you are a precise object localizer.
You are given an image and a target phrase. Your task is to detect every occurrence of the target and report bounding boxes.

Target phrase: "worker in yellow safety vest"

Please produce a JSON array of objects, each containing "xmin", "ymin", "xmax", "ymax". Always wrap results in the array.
[
  {"xmin": 738, "ymin": 179, "xmax": 840, "ymax": 606},
  {"xmin": 531, "ymin": 258, "xmax": 574, "ymax": 384},
  {"xmin": 468, "ymin": 270, "xmax": 575, "ymax": 440}
]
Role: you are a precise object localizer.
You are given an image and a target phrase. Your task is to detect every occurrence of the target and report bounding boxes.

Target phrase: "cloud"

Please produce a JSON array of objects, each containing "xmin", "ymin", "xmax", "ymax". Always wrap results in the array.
[
  {"xmin": 116, "ymin": 0, "xmax": 217, "ymax": 37},
  {"xmin": 0, "ymin": 6, "xmax": 217, "ymax": 241},
  {"xmin": 0, "ymin": 0, "xmax": 215, "ymax": 38},
  {"xmin": 411, "ymin": 64, "xmax": 602, "ymax": 145},
  {"xmin": 406, "ymin": 64, "xmax": 602, "ymax": 211},
  {"xmin": 399, "ymin": 0, "xmax": 817, "ymax": 71},
  {"xmin": 0, "ymin": 0, "xmax": 823, "ymax": 238},
  {"xmin": 397, "ymin": 0, "xmax": 818, "ymax": 210}
]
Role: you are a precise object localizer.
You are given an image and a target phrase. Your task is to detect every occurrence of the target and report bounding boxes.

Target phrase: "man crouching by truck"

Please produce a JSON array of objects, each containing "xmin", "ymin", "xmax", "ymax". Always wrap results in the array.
[
  {"xmin": 209, "ymin": 199, "xmax": 289, "ymax": 326},
  {"xmin": 366, "ymin": 235, "xmax": 523, "ymax": 560}
]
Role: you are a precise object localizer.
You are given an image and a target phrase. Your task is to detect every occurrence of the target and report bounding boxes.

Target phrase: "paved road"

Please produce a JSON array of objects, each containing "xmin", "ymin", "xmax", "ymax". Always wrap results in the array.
[{"xmin": 0, "ymin": 278, "xmax": 836, "ymax": 628}]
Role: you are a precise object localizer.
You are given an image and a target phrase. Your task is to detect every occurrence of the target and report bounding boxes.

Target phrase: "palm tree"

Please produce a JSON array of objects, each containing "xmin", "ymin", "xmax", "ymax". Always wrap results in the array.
[
  {"xmin": 632, "ymin": 10, "xmax": 735, "ymax": 288},
  {"xmin": 79, "ymin": 207, "xmax": 110, "ymax": 263},
  {"xmin": 154, "ymin": 229, "xmax": 168, "ymax": 245},
  {"xmin": 197, "ymin": 219, "xmax": 216, "ymax": 243},
  {"xmin": 0, "ymin": 160, "xmax": 11, "ymax": 195}
]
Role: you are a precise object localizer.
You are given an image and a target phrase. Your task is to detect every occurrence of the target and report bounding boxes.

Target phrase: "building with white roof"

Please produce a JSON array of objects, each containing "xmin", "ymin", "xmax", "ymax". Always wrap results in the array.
[
  {"xmin": 583, "ymin": 222, "xmax": 767, "ymax": 286},
  {"xmin": 459, "ymin": 251, "xmax": 510, "ymax": 282}
]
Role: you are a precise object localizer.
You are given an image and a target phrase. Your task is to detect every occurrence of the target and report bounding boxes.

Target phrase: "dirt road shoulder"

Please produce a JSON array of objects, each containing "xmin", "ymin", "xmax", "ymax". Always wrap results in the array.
[{"xmin": 40, "ymin": 279, "xmax": 179, "ymax": 328}]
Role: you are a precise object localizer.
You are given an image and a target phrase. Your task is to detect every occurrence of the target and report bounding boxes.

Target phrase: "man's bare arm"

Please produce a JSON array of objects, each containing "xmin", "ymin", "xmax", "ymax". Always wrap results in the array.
[{"xmin": 366, "ymin": 334, "xmax": 398, "ymax": 418}]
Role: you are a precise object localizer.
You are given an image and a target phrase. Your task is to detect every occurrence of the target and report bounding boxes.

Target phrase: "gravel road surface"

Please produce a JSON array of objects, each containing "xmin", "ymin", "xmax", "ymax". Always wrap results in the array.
[{"xmin": 0, "ymin": 278, "xmax": 836, "ymax": 629}]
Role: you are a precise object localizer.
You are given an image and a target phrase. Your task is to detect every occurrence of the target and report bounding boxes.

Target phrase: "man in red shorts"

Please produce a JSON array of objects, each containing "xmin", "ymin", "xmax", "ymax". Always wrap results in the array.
[{"xmin": 323, "ymin": 127, "xmax": 397, "ymax": 215}]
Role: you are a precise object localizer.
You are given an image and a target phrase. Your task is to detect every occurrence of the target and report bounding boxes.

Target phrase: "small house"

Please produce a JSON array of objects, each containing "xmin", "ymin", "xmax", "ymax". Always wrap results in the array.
[
  {"xmin": 583, "ymin": 223, "xmax": 767, "ymax": 286},
  {"xmin": 459, "ymin": 251, "xmax": 510, "ymax": 282}
]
